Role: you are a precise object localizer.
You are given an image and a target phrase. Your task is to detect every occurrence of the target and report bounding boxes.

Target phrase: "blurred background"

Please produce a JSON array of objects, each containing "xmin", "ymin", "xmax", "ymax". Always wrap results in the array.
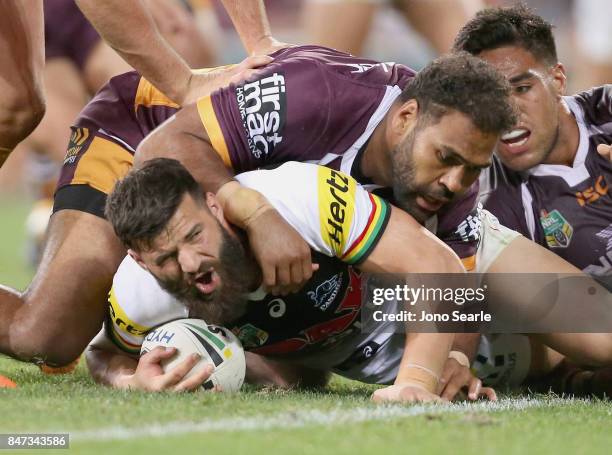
[{"xmin": 1, "ymin": 0, "xmax": 610, "ymax": 289}]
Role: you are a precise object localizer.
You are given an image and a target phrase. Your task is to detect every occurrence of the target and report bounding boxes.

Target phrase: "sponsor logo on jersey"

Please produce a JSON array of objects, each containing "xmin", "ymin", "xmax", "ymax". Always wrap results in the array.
[
  {"xmin": 540, "ymin": 209, "xmax": 573, "ymax": 248},
  {"xmin": 63, "ymin": 127, "xmax": 90, "ymax": 165},
  {"xmin": 342, "ymin": 62, "xmax": 395, "ymax": 74},
  {"xmin": 576, "ymin": 175, "xmax": 608, "ymax": 207},
  {"xmin": 317, "ymin": 167, "xmax": 356, "ymax": 255},
  {"xmin": 583, "ymin": 224, "xmax": 612, "ymax": 279},
  {"xmin": 454, "ymin": 203, "xmax": 483, "ymax": 243},
  {"xmin": 107, "ymin": 288, "xmax": 151, "ymax": 337},
  {"xmin": 307, "ymin": 272, "xmax": 343, "ymax": 311},
  {"xmin": 235, "ymin": 72, "xmax": 286, "ymax": 159},
  {"xmin": 234, "ymin": 323, "xmax": 269, "ymax": 349}
]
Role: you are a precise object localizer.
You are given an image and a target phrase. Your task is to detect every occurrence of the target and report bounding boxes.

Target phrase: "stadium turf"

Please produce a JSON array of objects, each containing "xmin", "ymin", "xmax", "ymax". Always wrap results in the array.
[{"xmin": 0, "ymin": 199, "xmax": 611, "ymax": 454}]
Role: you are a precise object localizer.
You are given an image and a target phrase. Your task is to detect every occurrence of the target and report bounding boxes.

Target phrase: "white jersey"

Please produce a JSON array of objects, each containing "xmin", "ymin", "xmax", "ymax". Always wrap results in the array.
[
  {"xmin": 105, "ymin": 162, "xmax": 391, "ymax": 357},
  {"xmin": 105, "ymin": 162, "xmax": 524, "ymax": 386}
]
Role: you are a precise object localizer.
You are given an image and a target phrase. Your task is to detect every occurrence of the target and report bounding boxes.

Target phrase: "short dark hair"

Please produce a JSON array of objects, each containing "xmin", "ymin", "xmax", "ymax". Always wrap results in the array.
[
  {"xmin": 453, "ymin": 4, "xmax": 557, "ymax": 65},
  {"xmin": 400, "ymin": 52, "xmax": 516, "ymax": 134},
  {"xmin": 105, "ymin": 158, "xmax": 204, "ymax": 250}
]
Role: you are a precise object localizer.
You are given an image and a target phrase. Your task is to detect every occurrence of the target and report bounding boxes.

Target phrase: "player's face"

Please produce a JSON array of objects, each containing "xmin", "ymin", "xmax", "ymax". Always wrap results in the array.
[
  {"xmin": 478, "ymin": 46, "xmax": 565, "ymax": 171},
  {"xmin": 132, "ymin": 193, "xmax": 253, "ymax": 324},
  {"xmin": 391, "ymin": 109, "xmax": 496, "ymax": 223}
]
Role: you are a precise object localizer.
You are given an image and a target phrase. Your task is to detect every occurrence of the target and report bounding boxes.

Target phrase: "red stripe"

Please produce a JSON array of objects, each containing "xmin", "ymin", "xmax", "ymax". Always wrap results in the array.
[{"xmin": 342, "ymin": 193, "xmax": 378, "ymax": 259}]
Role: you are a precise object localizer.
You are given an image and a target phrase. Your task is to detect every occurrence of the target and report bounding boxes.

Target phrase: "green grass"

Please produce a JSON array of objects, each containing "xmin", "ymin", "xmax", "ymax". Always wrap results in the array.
[
  {"xmin": 1, "ymin": 198, "xmax": 611, "ymax": 454},
  {"xmin": 0, "ymin": 358, "xmax": 611, "ymax": 455}
]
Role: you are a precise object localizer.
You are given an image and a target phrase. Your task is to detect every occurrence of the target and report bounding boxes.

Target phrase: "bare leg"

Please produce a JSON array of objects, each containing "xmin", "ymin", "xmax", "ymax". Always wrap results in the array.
[
  {"xmin": 0, "ymin": 0, "xmax": 45, "ymax": 165},
  {"xmin": 301, "ymin": 0, "xmax": 378, "ymax": 56},
  {"xmin": 0, "ymin": 209, "xmax": 125, "ymax": 366}
]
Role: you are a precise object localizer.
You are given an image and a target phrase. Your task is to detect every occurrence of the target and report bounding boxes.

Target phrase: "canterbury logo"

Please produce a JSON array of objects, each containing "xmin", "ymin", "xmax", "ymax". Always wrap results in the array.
[
  {"xmin": 70, "ymin": 127, "xmax": 90, "ymax": 146},
  {"xmin": 576, "ymin": 175, "xmax": 608, "ymax": 207}
]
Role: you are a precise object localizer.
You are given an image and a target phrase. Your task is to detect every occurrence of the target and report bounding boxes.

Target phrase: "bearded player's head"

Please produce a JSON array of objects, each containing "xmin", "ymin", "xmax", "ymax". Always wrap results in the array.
[
  {"xmin": 454, "ymin": 4, "xmax": 567, "ymax": 172},
  {"xmin": 387, "ymin": 53, "xmax": 516, "ymax": 223},
  {"xmin": 106, "ymin": 158, "xmax": 258, "ymax": 324}
]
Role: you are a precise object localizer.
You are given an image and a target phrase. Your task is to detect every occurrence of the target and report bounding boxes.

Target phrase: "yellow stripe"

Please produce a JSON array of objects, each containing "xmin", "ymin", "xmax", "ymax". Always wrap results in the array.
[
  {"xmin": 461, "ymin": 255, "xmax": 476, "ymax": 271},
  {"xmin": 317, "ymin": 166, "xmax": 356, "ymax": 256},
  {"xmin": 72, "ymin": 137, "xmax": 134, "ymax": 195},
  {"xmin": 134, "ymin": 77, "xmax": 180, "ymax": 112},
  {"xmin": 76, "ymin": 128, "xmax": 89, "ymax": 146},
  {"xmin": 108, "ymin": 287, "xmax": 152, "ymax": 336},
  {"xmin": 196, "ymin": 95, "xmax": 232, "ymax": 168}
]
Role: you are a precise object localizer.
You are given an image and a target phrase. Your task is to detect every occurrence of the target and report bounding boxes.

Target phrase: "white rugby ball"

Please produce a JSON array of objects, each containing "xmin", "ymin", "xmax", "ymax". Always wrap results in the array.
[{"xmin": 140, "ymin": 318, "xmax": 245, "ymax": 392}]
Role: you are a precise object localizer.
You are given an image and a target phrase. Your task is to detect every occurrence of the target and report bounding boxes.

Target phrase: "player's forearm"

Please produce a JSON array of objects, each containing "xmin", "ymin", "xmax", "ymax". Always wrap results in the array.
[
  {"xmin": 221, "ymin": 0, "xmax": 273, "ymax": 55},
  {"xmin": 85, "ymin": 345, "xmax": 137, "ymax": 389},
  {"xmin": 395, "ymin": 332, "xmax": 454, "ymax": 393},
  {"xmin": 135, "ymin": 113, "xmax": 234, "ymax": 194},
  {"xmin": 76, "ymin": 0, "xmax": 192, "ymax": 103}
]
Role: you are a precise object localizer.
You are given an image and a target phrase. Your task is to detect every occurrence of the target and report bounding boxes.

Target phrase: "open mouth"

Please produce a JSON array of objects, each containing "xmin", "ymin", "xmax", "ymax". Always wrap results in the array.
[
  {"xmin": 194, "ymin": 269, "xmax": 219, "ymax": 295},
  {"xmin": 415, "ymin": 195, "xmax": 446, "ymax": 213},
  {"xmin": 501, "ymin": 128, "xmax": 531, "ymax": 149}
]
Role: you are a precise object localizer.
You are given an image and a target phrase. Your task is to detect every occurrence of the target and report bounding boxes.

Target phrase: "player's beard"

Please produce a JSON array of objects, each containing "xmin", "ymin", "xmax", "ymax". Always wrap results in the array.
[
  {"xmin": 157, "ymin": 225, "xmax": 258, "ymax": 325},
  {"xmin": 390, "ymin": 128, "xmax": 453, "ymax": 224}
]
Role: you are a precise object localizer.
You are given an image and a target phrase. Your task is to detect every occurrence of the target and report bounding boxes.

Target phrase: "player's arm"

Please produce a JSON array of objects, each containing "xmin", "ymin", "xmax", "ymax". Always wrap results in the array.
[
  {"xmin": 86, "ymin": 328, "xmax": 213, "ymax": 392},
  {"xmin": 486, "ymin": 235, "xmax": 612, "ymax": 367},
  {"xmin": 75, "ymin": 0, "xmax": 275, "ymax": 105},
  {"xmin": 135, "ymin": 105, "xmax": 316, "ymax": 295}
]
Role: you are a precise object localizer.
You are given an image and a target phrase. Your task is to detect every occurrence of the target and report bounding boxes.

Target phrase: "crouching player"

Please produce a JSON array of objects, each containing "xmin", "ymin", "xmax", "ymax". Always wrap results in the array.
[{"xmin": 87, "ymin": 159, "xmax": 612, "ymax": 400}]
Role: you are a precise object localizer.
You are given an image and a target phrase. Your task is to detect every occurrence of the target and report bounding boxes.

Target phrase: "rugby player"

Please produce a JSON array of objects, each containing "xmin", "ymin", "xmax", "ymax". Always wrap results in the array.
[
  {"xmin": 448, "ymin": 5, "xmax": 612, "ymax": 396},
  {"xmin": 89, "ymin": 158, "xmax": 477, "ymax": 403},
  {"xmin": 88, "ymin": 159, "xmax": 612, "ymax": 401},
  {"xmin": 454, "ymin": 5, "xmax": 612, "ymax": 291},
  {"xmin": 0, "ymin": 2, "xmax": 287, "ymax": 368}
]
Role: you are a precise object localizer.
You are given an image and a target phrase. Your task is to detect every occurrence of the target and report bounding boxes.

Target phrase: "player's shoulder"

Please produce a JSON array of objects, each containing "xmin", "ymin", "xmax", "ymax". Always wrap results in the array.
[
  {"xmin": 568, "ymin": 85, "xmax": 612, "ymax": 128},
  {"xmin": 269, "ymin": 45, "xmax": 415, "ymax": 87},
  {"xmin": 110, "ymin": 255, "xmax": 186, "ymax": 331}
]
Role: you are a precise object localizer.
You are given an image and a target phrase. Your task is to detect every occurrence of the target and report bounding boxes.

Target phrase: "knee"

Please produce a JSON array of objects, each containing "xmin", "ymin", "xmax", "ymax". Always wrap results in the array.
[
  {"xmin": 0, "ymin": 88, "xmax": 46, "ymax": 147},
  {"xmin": 10, "ymin": 316, "xmax": 90, "ymax": 367}
]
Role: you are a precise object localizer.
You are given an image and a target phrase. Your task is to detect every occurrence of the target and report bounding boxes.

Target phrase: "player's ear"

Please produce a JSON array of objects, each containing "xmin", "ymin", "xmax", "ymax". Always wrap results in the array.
[
  {"xmin": 391, "ymin": 99, "xmax": 419, "ymax": 140},
  {"xmin": 128, "ymin": 249, "xmax": 148, "ymax": 272},
  {"xmin": 550, "ymin": 63, "xmax": 567, "ymax": 98},
  {"xmin": 206, "ymin": 192, "xmax": 230, "ymax": 228}
]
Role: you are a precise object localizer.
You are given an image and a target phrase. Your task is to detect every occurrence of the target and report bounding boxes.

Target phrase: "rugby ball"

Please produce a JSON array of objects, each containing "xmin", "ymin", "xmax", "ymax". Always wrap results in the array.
[{"xmin": 140, "ymin": 319, "xmax": 245, "ymax": 392}]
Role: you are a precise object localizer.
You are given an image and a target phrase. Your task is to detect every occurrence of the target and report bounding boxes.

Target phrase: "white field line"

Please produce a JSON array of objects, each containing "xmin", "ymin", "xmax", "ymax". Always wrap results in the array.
[{"xmin": 69, "ymin": 397, "xmax": 576, "ymax": 442}]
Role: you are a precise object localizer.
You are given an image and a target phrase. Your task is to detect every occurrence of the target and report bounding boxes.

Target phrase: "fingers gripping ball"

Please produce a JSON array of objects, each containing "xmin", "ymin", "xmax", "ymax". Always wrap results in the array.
[{"xmin": 140, "ymin": 319, "xmax": 246, "ymax": 392}]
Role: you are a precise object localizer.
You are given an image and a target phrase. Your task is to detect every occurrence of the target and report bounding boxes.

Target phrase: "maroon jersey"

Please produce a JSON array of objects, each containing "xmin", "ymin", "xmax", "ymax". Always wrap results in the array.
[
  {"xmin": 198, "ymin": 45, "xmax": 481, "ymax": 266},
  {"xmin": 55, "ymin": 45, "xmax": 481, "ymax": 266},
  {"xmin": 482, "ymin": 86, "xmax": 612, "ymax": 290}
]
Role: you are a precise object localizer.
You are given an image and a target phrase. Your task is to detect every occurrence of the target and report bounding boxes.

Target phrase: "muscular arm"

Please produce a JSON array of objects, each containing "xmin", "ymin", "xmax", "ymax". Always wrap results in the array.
[
  {"xmin": 361, "ymin": 206, "xmax": 465, "ymax": 400},
  {"xmin": 135, "ymin": 104, "xmax": 234, "ymax": 193},
  {"xmin": 76, "ymin": 0, "xmax": 276, "ymax": 104}
]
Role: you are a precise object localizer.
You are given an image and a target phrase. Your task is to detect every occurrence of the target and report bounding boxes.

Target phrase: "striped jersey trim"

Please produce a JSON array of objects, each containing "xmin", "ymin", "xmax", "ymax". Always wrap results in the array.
[{"xmin": 342, "ymin": 193, "xmax": 390, "ymax": 265}]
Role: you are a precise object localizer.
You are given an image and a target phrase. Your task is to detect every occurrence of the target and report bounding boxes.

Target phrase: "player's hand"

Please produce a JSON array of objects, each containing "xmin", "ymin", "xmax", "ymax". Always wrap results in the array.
[
  {"xmin": 371, "ymin": 383, "xmax": 443, "ymax": 403},
  {"xmin": 597, "ymin": 143, "xmax": 612, "ymax": 162},
  {"xmin": 249, "ymin": 35, "xmax": 293, "ymax": 56},
  {"xmin": 181, "ymin": 54, "xmax": 274, "ymax": 105},
  {"xmin": 246, "ymin": 208, "xmax": 319, "ymax": 296},
  {"xmin": 124, "ymin": 346, "xmax": 214, "ymax": 392},
  {"xmin": 438, "ymin": 357, "xmax": 497, "ymax": 401}
]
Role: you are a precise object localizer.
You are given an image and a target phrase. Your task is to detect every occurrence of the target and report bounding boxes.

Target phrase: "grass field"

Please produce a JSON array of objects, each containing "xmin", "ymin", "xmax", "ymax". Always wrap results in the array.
[{"xmin": 1, "ymin": 199, "xmax": 612, "ymax": 454}]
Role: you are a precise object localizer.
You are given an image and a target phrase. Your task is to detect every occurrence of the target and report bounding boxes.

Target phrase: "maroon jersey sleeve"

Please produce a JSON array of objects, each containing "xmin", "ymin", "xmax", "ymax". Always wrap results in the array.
[{"xmin": 195, "ymin": 45, "xmax": 415, "ymax": 173}]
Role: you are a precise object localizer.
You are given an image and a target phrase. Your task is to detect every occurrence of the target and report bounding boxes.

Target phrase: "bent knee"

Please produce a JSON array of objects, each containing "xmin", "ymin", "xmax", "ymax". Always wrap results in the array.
[
  {"xmin": 10, "ymin": 317, "xmax": 92, "ymax": 366},
  {"xmin": 0, "ymin": 92, "xmax": 46, "ymax": 146}
]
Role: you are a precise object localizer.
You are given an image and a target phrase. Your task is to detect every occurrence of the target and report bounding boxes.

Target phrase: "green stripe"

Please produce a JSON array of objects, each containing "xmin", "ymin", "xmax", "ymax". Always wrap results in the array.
[
  {"xmin": 183, "ymin": 322, "xmax": 226, "ymax": 350},
  {"xmin": 347, "ymin": 200, "xmax": 389, "ymax": 265}
]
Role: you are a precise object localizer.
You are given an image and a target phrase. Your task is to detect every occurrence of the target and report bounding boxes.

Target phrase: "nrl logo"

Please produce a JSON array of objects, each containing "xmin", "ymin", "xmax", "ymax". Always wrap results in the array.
[{"xmin": 540, "ymin": 209, "xmax": 573, "ymax": 248}]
